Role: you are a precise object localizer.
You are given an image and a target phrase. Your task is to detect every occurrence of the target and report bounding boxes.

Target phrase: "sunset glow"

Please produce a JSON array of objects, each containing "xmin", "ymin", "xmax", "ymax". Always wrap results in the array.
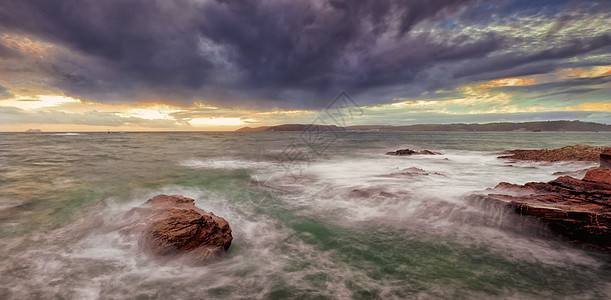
[
  {"xmin": 1, "ymin": 2, "xmax": 610, "ymax": 298},
  {"xmin": 0, "ymin": 1, "xmax": 609, "ymax": 131}
]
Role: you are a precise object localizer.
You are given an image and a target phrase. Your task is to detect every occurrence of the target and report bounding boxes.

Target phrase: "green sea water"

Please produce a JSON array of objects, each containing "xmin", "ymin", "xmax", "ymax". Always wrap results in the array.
[{"xmin": 0, "ymin": 131, "xmax": 610, "ymax": 299}]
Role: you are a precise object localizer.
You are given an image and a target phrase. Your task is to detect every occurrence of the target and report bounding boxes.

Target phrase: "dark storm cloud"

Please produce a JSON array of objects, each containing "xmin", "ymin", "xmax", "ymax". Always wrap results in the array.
[
  {"xmin": 0, "ymin": 84, "xmax": 13, "ymax": 99},
  {"xmin": 455, "ymin": 35, "xmax": 611, "ymax": 80},
  {"xmin": 533, "ymin": 88, "xmax": 602, "ymax": 100},
  {"xmin": 0, "ymin": 42, "xmax": 20, "ymax": 59},
  {"xmin": 0, "ymin": 0, "xmax": 609, "ymax": 108}
]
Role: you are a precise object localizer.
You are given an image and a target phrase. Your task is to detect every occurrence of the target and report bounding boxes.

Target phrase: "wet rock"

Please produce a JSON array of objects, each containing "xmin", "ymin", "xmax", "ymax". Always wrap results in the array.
[
  {"xmin": 583, "ymin": 168, "xmax": 611, "ymax": 184},
  {"xmin": 350, "ymin": 189, "xmax": 372, "ymax": 198},
  {"xmin": 125, "ymin": 195, "xmax": 232, "ymax": 262},
  {"xmin": 498, "ymin": 145, "xmax": 610, "ymax": 162},
  {"xmin": 385, "ymin": 149, "xmax": 441, "ymax": 156},
  {"xmin": 551, "ymin": 168, "xmax": 594, "ymax": 177},
  {"xmin": 601, "ymin": 148, "xmax": 611, "ymax": 169},
  {"xmin": 349, "ymin": 188, "xmax": 402, "ymax": 199},
  {"xmin": 378, "ymin": 191, "xmax": 396, "ymax": 198},
  {"xmin": 494, "ymin": 182, "xmax": 523, "ymax": 190},
  {"xmin": 484, "ymin": 169, "xmax": 611, "ymax": 250},
  {"xmin": 381, "ymin": 167, "xmax": 445, "ymax": 177}
]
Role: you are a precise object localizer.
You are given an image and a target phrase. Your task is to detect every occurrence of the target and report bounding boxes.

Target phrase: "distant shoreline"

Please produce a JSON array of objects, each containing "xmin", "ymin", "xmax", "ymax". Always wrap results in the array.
[
  {"xmin": 3, "ymin": 130, "xmax": 611, "ymax": 134},
  {"xmin": 1, "ymin": 120, "xmax": 610, "ymax": 133},
  {"xmin": 236, "ymin": 120, "xmax": 611, "ymax": 132}
]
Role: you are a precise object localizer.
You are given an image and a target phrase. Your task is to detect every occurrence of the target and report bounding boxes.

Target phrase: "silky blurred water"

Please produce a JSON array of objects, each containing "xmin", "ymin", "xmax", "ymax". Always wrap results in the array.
[{"xmin": 0, "ymin": 131, "xmax": 610, "ymax": 299}]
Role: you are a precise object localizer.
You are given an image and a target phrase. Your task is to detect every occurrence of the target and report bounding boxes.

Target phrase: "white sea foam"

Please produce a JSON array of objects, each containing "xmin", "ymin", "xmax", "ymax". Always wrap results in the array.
[
  {"xmin": 51, "ymin": 132, "xmax": 83, "ymax": 136},
  {"xmin": 1, "ymin": 188, "xmax": 295, "ymax": 299},
  {"xmin": 180, "ymin": 159, "xmax": 276, "ymax": 170},
  {"xmin": 1, "ymin": 140, "xmax": 608, "ymax": 299},
  {"xmin": 247, "ymin": 149, "xmax": 601, "ymax": 267},
  {"xmin": 0, "ymin": 201, "xmax": 22, "ymax": 211}
]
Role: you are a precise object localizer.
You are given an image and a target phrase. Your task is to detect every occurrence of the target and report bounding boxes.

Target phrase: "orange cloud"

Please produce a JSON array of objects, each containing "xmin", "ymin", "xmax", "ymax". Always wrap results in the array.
[
  {"xmin": 2, "ymin": 34, "xmax": 54, "ymax": 57},
  {"xmin": 480, "ymin": 78, "xmax": 536, "ymax": 89},
  {"xmin": 0, "ymin": 92, "xmax": 322, "ymax": 131},
  {"xmin": 567, "ymin": 102, "xmax": 611, "ymax": 112},
  {"xmin": 570, "ymin": 66, "xmax": 611, "ymax": 79}
]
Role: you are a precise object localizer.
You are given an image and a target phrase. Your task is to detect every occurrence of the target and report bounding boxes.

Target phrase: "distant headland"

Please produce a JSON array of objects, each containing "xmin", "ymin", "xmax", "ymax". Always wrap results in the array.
[{"xmin": 236, "ymin": 120, "xmax": 611, "ymax": 132}]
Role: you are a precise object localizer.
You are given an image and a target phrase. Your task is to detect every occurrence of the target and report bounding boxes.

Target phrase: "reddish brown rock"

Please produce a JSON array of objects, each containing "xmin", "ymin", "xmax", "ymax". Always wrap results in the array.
[
  {"xmin": 583, "ymin": 168, "xmax": 611, "ymax": 184},
  {"xmin": 498, "ymin": 145, "xmax": 610, "ymax": 162},
  {"xmin": 125, "ymin": 195, "xmax": 232, "ymax": 261},
  {"xmin": 601, "ymin": 148, "xmax": 611, "ymax": 169},
  {"xmin": 385, "ymin": 149, "xmax": 441, "ymax": 156},
  {"xmin": 485, "ymin": 169, "xmax": 611, "ymax": 250},
  {"xmin": 494, "ymin": 182, "xmax": 525, "ymax": 190}
]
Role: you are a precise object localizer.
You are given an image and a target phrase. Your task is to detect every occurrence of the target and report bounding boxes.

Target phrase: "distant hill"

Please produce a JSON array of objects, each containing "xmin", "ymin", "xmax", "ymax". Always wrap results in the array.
[
  {"xmin": 236, "ymin": 124, "xmax": 344, "ymax": 132},
  {"xmin": 236, "ymin": 121, "xmax": 611, "ymax": 132},
  {"xmin": 235, "ymin": 126, "xmax": 272, "ymax": 132}
]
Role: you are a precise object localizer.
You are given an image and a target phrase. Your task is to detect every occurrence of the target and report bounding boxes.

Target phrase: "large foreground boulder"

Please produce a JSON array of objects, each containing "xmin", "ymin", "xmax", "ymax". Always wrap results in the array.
[
  {"xmin": 482, "ymin": 169, "xmax": 611, "ymax": 250},
  {"xmin": 125, "ymin": 195, "xmax": 232, "ymax": 262}
]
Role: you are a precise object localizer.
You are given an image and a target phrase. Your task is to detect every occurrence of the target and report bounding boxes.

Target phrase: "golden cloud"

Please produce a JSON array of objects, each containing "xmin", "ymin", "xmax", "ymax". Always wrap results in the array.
[
  {"xmin": 567, "ymin": 102, "xmax": 611, "ymax": 112},
  {"xmin": 480, "ymin": 78, "xmax": 536, "ymax": 89}
]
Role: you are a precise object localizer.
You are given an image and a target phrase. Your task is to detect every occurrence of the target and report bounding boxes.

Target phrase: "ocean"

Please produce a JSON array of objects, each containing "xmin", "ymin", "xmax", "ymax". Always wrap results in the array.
[{"xmin": 1, "ymin": 131, "xmax": 610, "ymax": 299}]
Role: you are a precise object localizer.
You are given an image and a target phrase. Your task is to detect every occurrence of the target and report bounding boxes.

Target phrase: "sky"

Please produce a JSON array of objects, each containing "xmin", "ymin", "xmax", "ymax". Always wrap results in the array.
[{"xmin": 0, "ymin": 0, "xmax": 610, "ymax": 131}]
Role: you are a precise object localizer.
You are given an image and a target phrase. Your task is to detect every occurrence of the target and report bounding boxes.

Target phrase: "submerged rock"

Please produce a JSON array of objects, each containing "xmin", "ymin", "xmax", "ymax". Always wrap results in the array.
[
  {"xmin": 125, "ymin": 194, "xmax": 232, "ymax": 262},
  {"xmin": 385, "ymin": 149, "xmax": 441, "ymax": 156},
  {"xmin": 483, "ymin": 168, "xmax": 611, "ymax": 250},
  {"xmin": 498, "ymin": 145, "xmax": 610, "ymax": 162},
  {"xmin": 380, "ymin": 167, "xmax": 445, "ymax": 177}
]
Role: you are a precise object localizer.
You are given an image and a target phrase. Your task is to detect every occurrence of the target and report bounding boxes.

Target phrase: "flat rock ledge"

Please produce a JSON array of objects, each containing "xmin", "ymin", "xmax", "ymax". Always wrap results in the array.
[
  {"xmin": 498, "ymin": 145, "xmax": 610, "ymax": 162},
  {"xmin": 482, "ymin": 168, "xmax": 611, "ymax": 250},
  {"xmin": 385, "ymin": 149, "xmax": 441, "ymax": 156},
  {"xmin": 124, "ymin": 194, "xmax": 232, "ymax": 262}
]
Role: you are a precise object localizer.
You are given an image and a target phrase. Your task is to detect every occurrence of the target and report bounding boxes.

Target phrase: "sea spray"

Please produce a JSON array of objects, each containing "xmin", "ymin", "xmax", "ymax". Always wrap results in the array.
[{"xmin": 1, "ymin": 132, "xmax": 609, "ymax": 299}]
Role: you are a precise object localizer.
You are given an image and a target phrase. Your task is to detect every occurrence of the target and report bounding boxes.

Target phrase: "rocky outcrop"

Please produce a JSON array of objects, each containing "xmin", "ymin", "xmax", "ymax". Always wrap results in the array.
[
  {"xmin": 483, "ymin": 168, "xmax": 611, "ymax": 250},
  {"xmin": 385, "ymin": 149, "xmax": 441, "ymax": 156},
  {"xmin": 601, "ymin": 148, "xmax": 611, "ymax": 169},
  {"xmin": 498, "ymin": 145, "xmax": 610, "ymax": 162},
  {"xmin": 125, "ymin": 195, "xmax": 232, "ymax": 262},
  {"xmin": 583, "ymin": 168, "xmax": 611, "ymax": 184}
]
